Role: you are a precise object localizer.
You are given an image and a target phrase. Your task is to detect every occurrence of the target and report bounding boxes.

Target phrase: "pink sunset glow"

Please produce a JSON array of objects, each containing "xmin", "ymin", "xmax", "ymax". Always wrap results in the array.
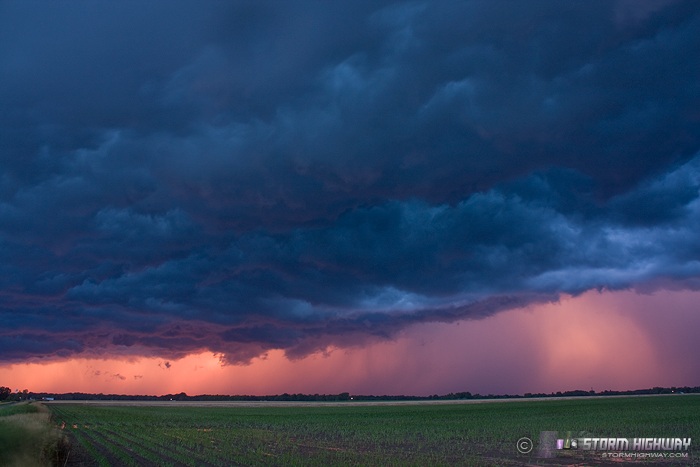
[
  {"xmin": 3, "ymin": 289, "xmax": 698, "ymax": 396},
  {"xmin": 3, "ymin": 0, "xmax": 700, "ymax": 406}
]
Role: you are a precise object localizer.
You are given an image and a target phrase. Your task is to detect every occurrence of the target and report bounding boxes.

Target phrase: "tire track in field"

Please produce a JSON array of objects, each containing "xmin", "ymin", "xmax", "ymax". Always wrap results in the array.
[
  {"xmin": 70, "ymin": 429, "xmax": 118, "ymax": 466},
  {"xmin": 102, "ymin": 428, "xmax": 216, "ymax": 467},
  {"xmin": 62, "ymin": 430, "xmax": 101, "ymax": 467},
  {"xmin": 77, "ymin": 427, "xmax": 154, "ymax": 467}
]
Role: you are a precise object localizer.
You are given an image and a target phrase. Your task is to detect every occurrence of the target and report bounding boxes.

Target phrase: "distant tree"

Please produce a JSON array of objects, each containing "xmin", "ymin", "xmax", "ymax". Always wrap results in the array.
[{"xmin": 0, "ymin": 386, "xmax": 11, "ymax": 401}]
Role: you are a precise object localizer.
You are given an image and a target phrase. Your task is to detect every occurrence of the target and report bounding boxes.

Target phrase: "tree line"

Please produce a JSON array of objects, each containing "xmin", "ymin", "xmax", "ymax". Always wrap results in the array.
[
  {"xmin": 2, "ymin": 386, "xmax": 699, "ymax": 402},
  {"xmin": 0, "ymin": 387, "xmax": 29, "ymax": 401}
]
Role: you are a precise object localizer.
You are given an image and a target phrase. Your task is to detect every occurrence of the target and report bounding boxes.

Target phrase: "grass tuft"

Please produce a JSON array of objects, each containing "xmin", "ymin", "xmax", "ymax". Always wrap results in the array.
[{"xmin": 0, "ymin": 403, "xmax": 68, "ymax": 466}]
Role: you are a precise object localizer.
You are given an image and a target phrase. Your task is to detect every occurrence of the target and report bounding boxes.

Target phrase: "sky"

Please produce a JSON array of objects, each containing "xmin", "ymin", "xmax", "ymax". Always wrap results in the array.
[{"xmin": 1, "ymin": 0, "xmax": 699, "ymax": 396}]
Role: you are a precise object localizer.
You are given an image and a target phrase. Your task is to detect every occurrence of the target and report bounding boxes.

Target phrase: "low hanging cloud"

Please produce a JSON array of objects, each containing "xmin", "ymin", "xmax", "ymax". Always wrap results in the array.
[{"xmin": 1, "ymin": 1, "xmax": 699, "ymax": 364}]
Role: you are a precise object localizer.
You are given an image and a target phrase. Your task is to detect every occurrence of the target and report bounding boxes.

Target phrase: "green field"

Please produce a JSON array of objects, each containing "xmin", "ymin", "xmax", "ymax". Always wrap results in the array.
[{"xmin": 47, "ymin": 396, "xmax": 699, "ymax": 466}]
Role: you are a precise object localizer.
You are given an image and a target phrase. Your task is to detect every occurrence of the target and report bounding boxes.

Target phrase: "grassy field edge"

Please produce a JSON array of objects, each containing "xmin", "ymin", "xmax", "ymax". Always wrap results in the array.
[{"xmin": 0, "ymin": 402, "xmax": 69, "ymax": 467}]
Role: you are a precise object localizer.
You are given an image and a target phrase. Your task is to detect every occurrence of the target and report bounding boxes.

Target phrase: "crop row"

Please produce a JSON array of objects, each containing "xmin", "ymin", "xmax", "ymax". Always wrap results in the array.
[{"xmin": 48, "ymin": 395, "xmax": 700, "ymax": 466}]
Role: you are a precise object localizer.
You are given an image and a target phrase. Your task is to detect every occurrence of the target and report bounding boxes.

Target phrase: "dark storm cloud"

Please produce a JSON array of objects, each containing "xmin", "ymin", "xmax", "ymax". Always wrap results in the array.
[{"xmin": 1, "ymin": 1, "xmax": 699, "ymax": 363}]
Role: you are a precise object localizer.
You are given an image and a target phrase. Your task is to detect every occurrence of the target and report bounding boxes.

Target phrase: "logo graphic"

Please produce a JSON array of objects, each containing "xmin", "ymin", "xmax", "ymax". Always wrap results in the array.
[{"xmin": 558, "ymin": 431, "xmax": 578, "ymax": 450}]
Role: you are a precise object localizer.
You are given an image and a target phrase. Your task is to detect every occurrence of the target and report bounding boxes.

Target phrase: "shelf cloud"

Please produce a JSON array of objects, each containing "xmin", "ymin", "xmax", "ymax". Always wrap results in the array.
[{"xmin": 1, "ymin": 0, "xmax": 699, "ymax": 365}]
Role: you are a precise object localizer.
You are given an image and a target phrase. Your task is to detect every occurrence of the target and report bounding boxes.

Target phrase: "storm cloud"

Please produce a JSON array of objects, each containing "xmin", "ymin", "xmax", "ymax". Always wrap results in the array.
[{"xmin": 1, "ymin": 0, "xmax": 700, "ymax": 363}]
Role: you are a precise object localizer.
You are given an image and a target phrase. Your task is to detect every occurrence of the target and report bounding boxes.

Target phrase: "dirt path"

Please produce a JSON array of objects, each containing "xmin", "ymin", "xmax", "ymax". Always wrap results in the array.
[
  {"xmin": 44, "ymin": 393, "xmax": 694, "ymax": 408},
  {"xmin": 62, "ymin": 431, "xmax": 101, "ymax": 467}
]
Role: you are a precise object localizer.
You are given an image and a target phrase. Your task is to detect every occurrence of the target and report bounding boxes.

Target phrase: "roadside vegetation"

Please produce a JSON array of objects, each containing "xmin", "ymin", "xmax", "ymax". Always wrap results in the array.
[{"xmin": 0, "ymin": 402, "xmax": 68, "ymax": 467}]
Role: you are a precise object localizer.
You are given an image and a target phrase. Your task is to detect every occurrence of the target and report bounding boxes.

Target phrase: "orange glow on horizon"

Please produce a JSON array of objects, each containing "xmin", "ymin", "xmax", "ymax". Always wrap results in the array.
[{"xmin": 1, "ymin": 289, "xmax": 698, "ymax": 396}]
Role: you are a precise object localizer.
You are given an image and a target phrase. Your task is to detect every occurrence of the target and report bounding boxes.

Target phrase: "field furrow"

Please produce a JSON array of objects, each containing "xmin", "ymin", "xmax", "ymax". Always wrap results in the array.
[
  {"xmin": 47, "ymin": 395, "xmax": 700, "ymax": 466},
  {"xmin": 77, "ymin": 427, "xmax": 153, "ymax": 467}
]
